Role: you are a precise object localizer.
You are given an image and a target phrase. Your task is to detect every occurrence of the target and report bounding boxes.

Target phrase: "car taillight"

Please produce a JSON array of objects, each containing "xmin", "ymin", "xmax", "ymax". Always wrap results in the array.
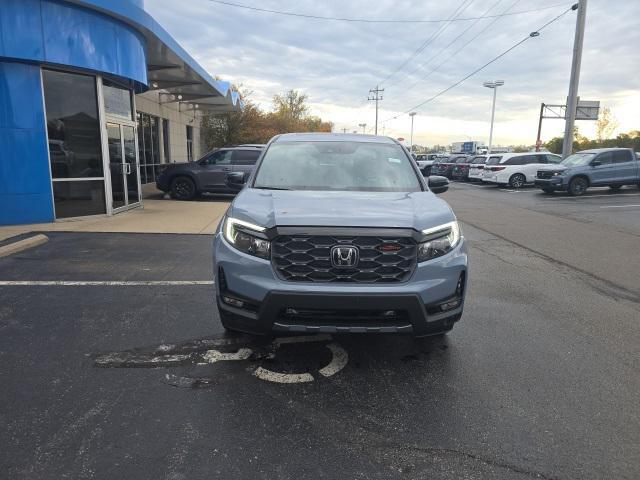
[{"xmin": 490, "ymin": 166, "xmax": 506, "ymax": 171}]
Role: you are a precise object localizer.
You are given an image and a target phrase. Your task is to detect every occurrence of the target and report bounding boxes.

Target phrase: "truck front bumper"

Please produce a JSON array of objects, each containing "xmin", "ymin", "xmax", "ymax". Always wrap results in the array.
[
  {"xmin": 534, "ymin": 178, "xmax": 567, "ymax": 191},
  {"xmin": 213, "ymin": 234, "xmax": 468, "ymax": 337}
]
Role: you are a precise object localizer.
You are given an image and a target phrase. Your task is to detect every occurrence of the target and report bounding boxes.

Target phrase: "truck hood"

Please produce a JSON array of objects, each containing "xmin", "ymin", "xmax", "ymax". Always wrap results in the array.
[
  {"xmin": 537, "ymin": 165, "xmax": 568, "ymax": 172},
  {"xmin": 229, "ymin": 188, "xmax": 456, "ymax": 231}
]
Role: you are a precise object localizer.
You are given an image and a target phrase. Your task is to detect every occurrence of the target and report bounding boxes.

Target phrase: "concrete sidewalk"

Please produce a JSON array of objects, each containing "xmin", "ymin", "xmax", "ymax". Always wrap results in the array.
[{"xmin": 0, "ymin": 191, "xmax": 231, "ymax": 241}]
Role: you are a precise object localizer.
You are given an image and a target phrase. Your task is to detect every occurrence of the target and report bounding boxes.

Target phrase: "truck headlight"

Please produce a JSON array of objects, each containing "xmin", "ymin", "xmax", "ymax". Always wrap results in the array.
[
  {"xmin": 223, "ymin": 217, "xmax": 270, "ymax": 260},
  {"xmin": 418, "ymin": 221, "xmax": 461, "ymax": 262}
]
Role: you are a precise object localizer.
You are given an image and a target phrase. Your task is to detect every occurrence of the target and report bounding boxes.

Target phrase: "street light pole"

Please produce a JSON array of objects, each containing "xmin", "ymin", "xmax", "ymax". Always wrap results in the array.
[
  {"xmin": 483, "ymin": 80, "xmax": 504, "ymax": 154},
  {"xmin": 409, "ymin": 112, "xmax": 416, "ymax": 153},
  {"xmin": 562, "ymin": 0, "xmax": 587, "ymax": 158}
]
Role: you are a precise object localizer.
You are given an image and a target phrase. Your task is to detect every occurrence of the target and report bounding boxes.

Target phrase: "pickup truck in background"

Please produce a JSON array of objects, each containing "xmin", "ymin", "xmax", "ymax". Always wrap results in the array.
[{"xmin": 535, "ymin": 148, "xmax": 640, "ymax": 196}]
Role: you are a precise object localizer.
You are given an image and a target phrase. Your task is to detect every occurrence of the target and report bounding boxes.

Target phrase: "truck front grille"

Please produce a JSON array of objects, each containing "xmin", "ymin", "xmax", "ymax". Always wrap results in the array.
[{"xmin": 271, "ymin": 234, "xmax": 417, "ymax": 283}]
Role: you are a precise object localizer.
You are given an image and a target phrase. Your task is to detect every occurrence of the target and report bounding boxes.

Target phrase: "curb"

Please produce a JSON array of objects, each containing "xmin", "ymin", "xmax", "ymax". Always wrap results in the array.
[{"xmin": 0, "ymin": 234, "xmax": 49, "ymax": 259}]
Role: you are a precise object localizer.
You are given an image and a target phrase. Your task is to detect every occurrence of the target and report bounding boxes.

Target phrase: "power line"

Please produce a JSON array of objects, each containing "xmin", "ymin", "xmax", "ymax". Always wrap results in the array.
[
  {"xmin": 396, "ymin": 0, "xmax": 524, "ymax": 94},
  {"xmin": 207, "ymin": 0, "xmax": 571, "ymax": 24},
  {"xmin": 380, "ymin": 5, "xmax": 576, "ymax": 124},
  {"xmin": 379, "ymin": 0, "xmax": 475, "ymax": 86},
  {"xmin": 384, "ymin": 0, "xmax": 510, "ymax": 90}
]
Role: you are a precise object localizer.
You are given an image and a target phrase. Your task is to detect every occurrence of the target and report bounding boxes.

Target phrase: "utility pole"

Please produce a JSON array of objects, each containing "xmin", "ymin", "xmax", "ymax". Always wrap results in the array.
[
  {"xmin": 358, "ymin": 123, "xmax": 367, "ymax": 134},
  {"xmin": 409, "ymin": 112, "xmax": 416, "ymax": 153},
  {"xmin": 341, "ymin": 128, "xmax": 348, "ymax": 134},
  {"xmin": 368, "ymin": 85, "xmax": 384, "ymax": 135},
  {"xmin": 562, "ymin": 0, "xmax": 587, "ymax": 158}
]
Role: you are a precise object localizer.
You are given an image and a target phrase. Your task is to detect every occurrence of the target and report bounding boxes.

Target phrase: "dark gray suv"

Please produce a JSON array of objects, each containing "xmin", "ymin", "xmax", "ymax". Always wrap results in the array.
[{"xmin": 156, "ymin": 146, "xmax": 264, "ymax": 199}]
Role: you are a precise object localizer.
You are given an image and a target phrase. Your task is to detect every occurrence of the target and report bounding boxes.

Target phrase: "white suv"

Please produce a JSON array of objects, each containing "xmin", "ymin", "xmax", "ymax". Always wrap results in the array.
[
  {"xmin": 482, "ymin": 152, "xmax": 562, "ymax": 188},
  {"xmin": 467, "ymin": 155, "xmax": 489, "ymax": 182}
]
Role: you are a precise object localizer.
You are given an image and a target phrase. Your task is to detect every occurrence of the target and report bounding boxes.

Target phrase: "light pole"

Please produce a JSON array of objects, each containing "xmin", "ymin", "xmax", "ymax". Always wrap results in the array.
[
  {"xmin": 358, "ymin": 123, "xmax": 367, "ymax": 134},
  {"xmin": 483, "ymin": 80, "xmax": 504, "ymax": 154},
  {"xmin": 409, "ymin": 112, "xmax": 416, "ymax": 153}
]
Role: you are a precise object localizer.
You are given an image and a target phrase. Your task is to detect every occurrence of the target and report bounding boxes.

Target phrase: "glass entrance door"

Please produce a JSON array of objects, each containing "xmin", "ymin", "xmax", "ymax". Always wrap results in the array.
[{"xmin": 107, "ymin": 122, "xmax": 141, "ymax": 211}]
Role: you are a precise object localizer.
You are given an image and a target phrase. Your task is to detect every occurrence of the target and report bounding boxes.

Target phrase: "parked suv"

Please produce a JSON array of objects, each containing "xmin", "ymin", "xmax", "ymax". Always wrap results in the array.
[
  {"xmin": 452, "ymin": 155, "xmax": 478, "ymax": 181},
  {"xmin": 483, "ymin": 152, "xmax": 562, "ymax": 188},
  {"xmin": 414, "ymin": 154, "xmax": 439, "ymax": 176},
  {"xmin": 213, "ymin": 133, "xmax": 468, "ymax": 337},
  {"xmin": 431, "ymin": 154, "xmax": 469, "ymax": 179},
  {"xmin": 535, "ymin": 148, "xmax": 640, "ymax": 195},
  {"xmin": 467, "ymin": 155, "xmax": 489, "ymax": 182},
  {"xmin": 156, "ymin": 146, "xmax": 264, "ymax": 199}
]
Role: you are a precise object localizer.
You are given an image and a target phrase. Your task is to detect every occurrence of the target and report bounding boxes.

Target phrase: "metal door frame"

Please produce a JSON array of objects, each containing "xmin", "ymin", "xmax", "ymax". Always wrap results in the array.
[{"xmin": 97, "ymin": 75, "xmax": 142, "ymax": 215}]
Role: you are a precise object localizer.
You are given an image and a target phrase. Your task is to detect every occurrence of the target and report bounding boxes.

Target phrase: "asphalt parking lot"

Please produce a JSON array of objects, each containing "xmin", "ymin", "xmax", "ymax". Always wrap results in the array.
[{"xmin": 1, "ymin": 186, "xmax": 639, "ymax": 479}]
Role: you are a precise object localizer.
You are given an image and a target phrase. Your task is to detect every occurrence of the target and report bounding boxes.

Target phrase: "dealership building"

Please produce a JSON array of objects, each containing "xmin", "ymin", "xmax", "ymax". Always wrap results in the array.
[{"xmin": 0, "ymin": 0, "xmax": 241, "ymax": 225}]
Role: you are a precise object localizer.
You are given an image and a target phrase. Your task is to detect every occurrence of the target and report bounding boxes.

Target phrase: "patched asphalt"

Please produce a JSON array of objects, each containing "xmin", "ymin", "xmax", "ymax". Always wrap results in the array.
[{"xmin": 1, "ymin": 187, "xmax": 639, "ymax": 479}]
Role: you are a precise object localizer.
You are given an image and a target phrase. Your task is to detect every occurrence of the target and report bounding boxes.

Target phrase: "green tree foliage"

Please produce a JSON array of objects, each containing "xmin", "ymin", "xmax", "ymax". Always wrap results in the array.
[
  {"xmin": 201, "ymin": 89, "xmax": 333, "ymax": 152},
  {"xmin": 545, "ymin": 129, "xmax": 640, "ymax": 154}
]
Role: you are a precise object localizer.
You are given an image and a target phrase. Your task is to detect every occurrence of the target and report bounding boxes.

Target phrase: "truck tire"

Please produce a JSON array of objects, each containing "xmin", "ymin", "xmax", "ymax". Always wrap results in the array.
[
  {"xmin": 568, "ymin": 176, "xmax": 588, "ymax": 196},
  {"xmin": 170, "ymin": 176, "xmax": 197, "ymax": 200},
  {"xmin": 509, "ymin": 173, "xmax": 526, "ymax": 189}
]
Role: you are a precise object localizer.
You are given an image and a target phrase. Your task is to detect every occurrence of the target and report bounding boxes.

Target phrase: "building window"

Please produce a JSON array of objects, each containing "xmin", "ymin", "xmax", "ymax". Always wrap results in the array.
[
  {"xmin": 162, "ymin": 118, "xmax": 171, "ymax": 163},
  {"xmin": 42, "ymin": 69, "xmax": 106, "ymax": 218},
  {"xmin": 186, "ymin": 125, "xmax": 194, "ymax": 162},
  {"xmin": 137, "ymin": 112, "xmax": 161, "ymax": 183}
]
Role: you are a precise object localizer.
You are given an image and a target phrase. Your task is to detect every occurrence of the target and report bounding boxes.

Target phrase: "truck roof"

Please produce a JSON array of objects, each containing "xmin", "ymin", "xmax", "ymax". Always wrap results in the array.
[
  {"xmin": 273, "ymin": 133, "xmax": 397, "ymax": 144},
  {"xmin": 578, "ymin": 147, "xmax": 633, "ymax": 153}
]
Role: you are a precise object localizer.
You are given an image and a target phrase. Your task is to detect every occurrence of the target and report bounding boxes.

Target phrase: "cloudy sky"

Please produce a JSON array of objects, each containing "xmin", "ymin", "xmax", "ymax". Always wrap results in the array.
[{"xmin": 146, "ymin": 0, "xmax": 640, "ymax": 147}]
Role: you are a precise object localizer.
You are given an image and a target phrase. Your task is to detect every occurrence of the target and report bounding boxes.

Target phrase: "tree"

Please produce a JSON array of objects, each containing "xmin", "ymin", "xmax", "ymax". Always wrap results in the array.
[
  {"xmin": 596, "ymin": 106, "xmax": 619, "ymax": 142},
  {"xmin": 273, "ymin": 90, "xmax": 308, "ymax": 122},
  {"xmin": 200, "ymin": 88, "xmax": 333, "ymax": 152}
]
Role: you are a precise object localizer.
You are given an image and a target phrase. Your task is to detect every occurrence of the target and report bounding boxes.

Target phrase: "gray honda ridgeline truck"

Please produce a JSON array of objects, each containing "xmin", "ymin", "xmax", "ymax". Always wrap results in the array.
[{"xmin": 213, "ymin": 133, "xmax": 468, "ymax": 337}]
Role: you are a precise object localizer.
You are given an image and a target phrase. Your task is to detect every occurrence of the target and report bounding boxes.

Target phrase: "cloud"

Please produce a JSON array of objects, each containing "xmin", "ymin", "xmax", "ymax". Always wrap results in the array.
[{"xmin": 146, "ymin": 0, "xmax": 640, "ymax": 145}]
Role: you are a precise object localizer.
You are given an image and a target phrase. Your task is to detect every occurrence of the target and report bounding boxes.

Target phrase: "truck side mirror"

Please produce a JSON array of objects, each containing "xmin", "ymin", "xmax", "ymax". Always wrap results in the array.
[
  {"xmin": 225, "ymin": 171, "xmax": 247, "ymax": 191},
  {"xmin": 428, "ymin": 175, "xmax": 449, "ymax": 194}
]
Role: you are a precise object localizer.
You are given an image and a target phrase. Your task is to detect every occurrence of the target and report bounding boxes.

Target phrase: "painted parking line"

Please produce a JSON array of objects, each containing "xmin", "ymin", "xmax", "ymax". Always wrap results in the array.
[
  {"xmin": 599, "ymin": 204, "xmax": 640, "ymax": 209},
  {"xmin": 540, "ymin": 193, "xmax": 640, "ymax": 200},
  {"xmin": 96, "ymin": 333, "xmax": 349, "ymax": 385},
  {"xmin": 0, "ymin": 280, "xmax": 214, "ymax": 286}
]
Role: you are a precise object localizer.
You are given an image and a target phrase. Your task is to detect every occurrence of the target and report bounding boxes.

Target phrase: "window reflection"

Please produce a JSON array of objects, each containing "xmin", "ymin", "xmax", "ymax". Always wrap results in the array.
[
  {"xmin": 42, "ymin": 69, "xmax": 103, "ymax": 179},
  {"xmin": 137, "ymin": 112, "xmax": 161, "ymax": 184},
  {"xmin": 52, "ymin": 181, "xmax": 106, "ymax": 218}
]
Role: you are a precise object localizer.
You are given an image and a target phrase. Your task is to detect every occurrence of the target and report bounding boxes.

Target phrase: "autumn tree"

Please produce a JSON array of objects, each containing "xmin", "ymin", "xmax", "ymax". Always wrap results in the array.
[
  {"xmin": 595, "ymin": 106, "xmax": 619, "ymax": 141},
  {"xmin": 200, "ymin": 88, "xmax": 333, "ymax": 152}
]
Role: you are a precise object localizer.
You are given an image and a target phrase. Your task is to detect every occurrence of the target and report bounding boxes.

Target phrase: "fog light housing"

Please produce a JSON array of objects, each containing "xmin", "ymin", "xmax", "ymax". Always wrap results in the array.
[
  {"xmin": 439, "ymin": 298, "xmax": 461, "ymax": 312},
  {"xmin": 222, "ymin": 295, "xmax": 245, "ymax": 308}
]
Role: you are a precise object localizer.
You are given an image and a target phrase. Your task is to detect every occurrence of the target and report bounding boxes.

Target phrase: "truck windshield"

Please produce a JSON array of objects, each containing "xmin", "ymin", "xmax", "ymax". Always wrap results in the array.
[
  {"xmin": 561, "ymin": 152, "xmax": 596, "ymax": 166},
  {"xmin": 253, "ymin": 141, "xmax": 422, "ymax": 192}
]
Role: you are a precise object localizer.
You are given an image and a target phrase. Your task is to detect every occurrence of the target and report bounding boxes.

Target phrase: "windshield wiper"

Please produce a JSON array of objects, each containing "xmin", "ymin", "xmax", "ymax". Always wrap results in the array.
[{"xmin": 254, "ymin": 186, "xmax": 291, "ymax": 191}]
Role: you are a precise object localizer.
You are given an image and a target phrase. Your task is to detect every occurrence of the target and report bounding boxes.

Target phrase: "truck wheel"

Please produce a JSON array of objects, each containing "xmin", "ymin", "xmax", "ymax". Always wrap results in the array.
[
  {"xmin": 568, "ymin": 177, "xmax": 588, "ymax": 196},
  {"xmin": 170, "ymin": 176, "xmax": 197, "ymax": 200},
  {"xmin": 509, "ymin": 173, "xmax": 526, "ymax": 189}
]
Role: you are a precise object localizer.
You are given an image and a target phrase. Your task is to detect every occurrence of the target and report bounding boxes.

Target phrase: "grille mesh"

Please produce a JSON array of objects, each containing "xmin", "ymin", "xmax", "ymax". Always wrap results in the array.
[
  {"xmin": 271, "ymin": 235, "xmax": 417, "ymax": 283},
  {"xmin": 536, "ymin": 170, "xmax": 554, "ymax": 179}
]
